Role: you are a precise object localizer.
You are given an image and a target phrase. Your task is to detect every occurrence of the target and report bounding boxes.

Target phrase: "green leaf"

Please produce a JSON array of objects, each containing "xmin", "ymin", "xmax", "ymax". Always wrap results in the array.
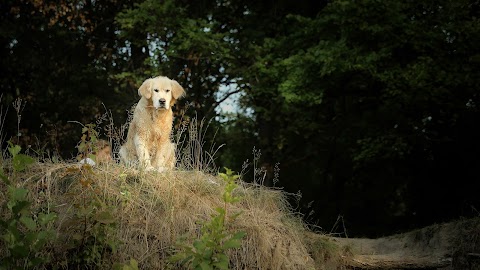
[
  {"xmin": 175, "ymin": 254, "xmax": 193, "ymax": 265},
  {"xmin": 215, "ymin": 207, "xmax": 226, "ymax": 216},
  {"xmin": 2, "ymin": 231, "xmax": 14, "ymax": 246},
  {"xmin": 20, "ymin": 216, "xmax": 36, "ymax": 230},
  {"xmin": 29, "ymin": 257, "xmax": 45, "ymax": 267},
  {"xmin": 88, "ymin": 153, "xmax": 97, "ymax": 162},
  {"xmin": 232, "ymin": 231, "xmax": 246, "ymax": 240},
  {"xmin": 193, "ymin": 240, "xmax": 206, "ymax": 251},
  {"xmin": 95, "ymin": 211, "xmax": 116, "ymax": 224},
  {"xmin": 36, "ymin": 230, "xmax": 51, "ymax": 241},
  {"xmin": 11, "ymin": 200, "xmax": 30, "ymax": 215},
  {"xmin": 26, "ymin": 231, "xmax": 46, "ymax": 250},
  {"xmin": 222, "ymin": 238, "xmax": 241, "ymax": 249},
  {"xmin": 11, "ymin": 244, "xmax": 29, "ymax": 257},
  {"xmin": 129, "ymin": 259, "xmax": 139, "ymax": 270},
  {"xmin": 108, "ymin": 238, "xmax": 118, "ymax": 253},
  {"xmin": 33, "ymin": 237, "xmax": 48, "ymax": 250},
  {"xmin": 206, "ymin": 248, "xmax": 215, "ymax": 259},
  {"xmin": 213, "ymin": 254, "xmax": 229, "ymax": 269},
  {"xmin": 12, "ymin": 154, "xmax": 35, "ymax": 172},
  {"xmin": 8, "ymin": 142, "xmax": 21, "ymax": 157},
  {"xmin": 0, "ymin": 169, "xmax": 9, "ymax": 184},
  {"xmin": 199, "ymin": 262, "xmax": 213, "ymax": 270},
  {"xmin": 10, "ymin": 186, "xmax": 28, "ymax": 201},
  {"xmin": 38, "ymin": 212, "xmax": 57, "ymax": 226},
  {"xmin": 230, "ymin": 211, "xmax": 243, "ymax": 220}
]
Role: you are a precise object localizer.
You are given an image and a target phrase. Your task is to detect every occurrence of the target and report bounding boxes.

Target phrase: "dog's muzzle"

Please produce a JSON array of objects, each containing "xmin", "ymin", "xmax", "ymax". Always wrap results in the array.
[
  {"xmin": 152, "ymin": 98, "xmax": 167, "ymax": 110},
  {"xmin": 158, "ymin": 98, "xmax": 166, "ymax": 108},
  {"xmin": 155, "ymin": 98, "xmax": 167, "ymax": 110}
]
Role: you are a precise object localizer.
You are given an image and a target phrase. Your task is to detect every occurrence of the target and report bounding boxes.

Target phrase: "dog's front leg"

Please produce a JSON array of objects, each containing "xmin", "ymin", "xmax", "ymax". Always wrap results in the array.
[
  {"xmin": 153, "ymin": 141, "xmax": 175, "ymax": 172},
  {"xmin": 134, "ymin": 135, "xmax": 154, "ymax": 170}
]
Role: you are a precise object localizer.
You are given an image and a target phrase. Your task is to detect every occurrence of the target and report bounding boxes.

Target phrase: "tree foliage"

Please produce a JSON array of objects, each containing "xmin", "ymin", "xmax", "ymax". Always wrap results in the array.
[
  {"xmin": 242, "ymin": 0, "xmax": 480, "ymax": 235},
  {"xmin": 0, "ymin": 0, "xmax": 136, "ymax": 155},
  {"xmin": 115, "ymin": 0, "xmax": 249, "ymax": 120},
  {"xmin": 1, "ymin": 0, "xmax": 479, "ymax": 236}
]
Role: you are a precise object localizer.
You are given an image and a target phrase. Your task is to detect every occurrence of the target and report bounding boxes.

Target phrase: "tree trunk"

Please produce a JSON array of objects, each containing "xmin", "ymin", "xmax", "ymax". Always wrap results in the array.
[{"xmin": 308, "ymin": 218, "xmax": 480, "ymax": 269}]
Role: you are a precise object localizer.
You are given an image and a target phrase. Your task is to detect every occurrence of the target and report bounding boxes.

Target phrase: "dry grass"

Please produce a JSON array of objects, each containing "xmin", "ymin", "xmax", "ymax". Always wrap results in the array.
[
  {"xmin": 0, "ymin": 160, "xmax": 341, "ymax": 269},
  {"xmin": 0, "ymin": 100, "xmax": 341, "ymax": 269}
]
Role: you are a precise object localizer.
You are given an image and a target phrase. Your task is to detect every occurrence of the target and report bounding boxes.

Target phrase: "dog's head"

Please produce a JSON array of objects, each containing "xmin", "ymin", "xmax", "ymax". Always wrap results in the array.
[{"xmin": 138, "ymin": 76, "xmax": 186, "ymax": 110}]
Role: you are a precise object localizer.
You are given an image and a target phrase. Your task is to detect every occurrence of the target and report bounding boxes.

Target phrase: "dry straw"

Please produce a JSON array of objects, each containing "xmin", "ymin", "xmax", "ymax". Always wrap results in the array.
[{"xmin": 0, "ymin": 158, "xmax": 347, "ymax": 269}]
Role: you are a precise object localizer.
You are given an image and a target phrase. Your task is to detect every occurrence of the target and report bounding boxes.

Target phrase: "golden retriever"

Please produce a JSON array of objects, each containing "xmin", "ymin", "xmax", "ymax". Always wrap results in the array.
[{"xmin": 119, "ymin": 76, "xmax": 185, "ymax": 171}]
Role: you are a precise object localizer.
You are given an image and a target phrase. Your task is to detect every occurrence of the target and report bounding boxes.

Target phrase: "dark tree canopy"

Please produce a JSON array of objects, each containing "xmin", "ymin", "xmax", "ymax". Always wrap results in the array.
[{"xmin": 1, "ymin": 0, "xmax": 479, "ymax": 237}]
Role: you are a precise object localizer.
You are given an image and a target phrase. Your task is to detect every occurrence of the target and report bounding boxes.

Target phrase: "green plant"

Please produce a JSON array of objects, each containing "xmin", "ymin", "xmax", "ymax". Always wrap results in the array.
[
  {"xmin": 75, "ymin": 122, "xmax": 100, "ymax": 163},
  {"xmin": 65, "ymin": 192, "xmax": 118, "ymax": 267},
  {"xmin": 171, "ymin": 168, "xmax": 246, "ymax": 270},
  {"xmin": 58, "ymin": 124, "xmax": 120, "ymax": 268},
  {"xmin": 0, "ymin": 142, "xmax": 57, "ymax": 270},
  {"xmin": 113, "ymin": 258, "xmax": 140, "ymax": 270}
]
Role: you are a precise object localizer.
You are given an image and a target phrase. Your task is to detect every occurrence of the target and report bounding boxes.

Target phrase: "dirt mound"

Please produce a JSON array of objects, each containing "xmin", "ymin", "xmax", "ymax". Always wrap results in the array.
[{"xmin": 1, "ymin": 162, "xmax": 325, "ymax": 269}]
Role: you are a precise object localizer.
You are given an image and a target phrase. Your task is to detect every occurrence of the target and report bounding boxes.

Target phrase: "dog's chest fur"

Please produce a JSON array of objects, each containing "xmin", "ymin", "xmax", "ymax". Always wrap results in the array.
[{"xmin": 146, "ymin": 109, "xmax": 173, "ymax": 143}]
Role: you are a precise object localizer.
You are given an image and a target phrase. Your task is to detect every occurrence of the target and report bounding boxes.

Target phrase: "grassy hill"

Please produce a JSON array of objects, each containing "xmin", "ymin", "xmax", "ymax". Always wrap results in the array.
[
  {"xmin": 0, "ymin": 157, "xmax": 345, "ymax": 269},
  {"xmin": 0, "ymin": 104, "xmax": 344, "ymax": 269},
  {"xmin": 1, "ymin": 140, "xmax": 478, "ymax": 270}
]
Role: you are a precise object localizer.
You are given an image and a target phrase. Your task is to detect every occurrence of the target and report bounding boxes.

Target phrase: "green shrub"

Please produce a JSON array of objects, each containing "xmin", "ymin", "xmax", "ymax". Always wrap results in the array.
[
  {"xmin": 0, "ymin": 142, "xmax": 57, "ymax": 270},
  {"xmin": 171, "ymin": 168, "xmax": 246, "ymax": 270}
]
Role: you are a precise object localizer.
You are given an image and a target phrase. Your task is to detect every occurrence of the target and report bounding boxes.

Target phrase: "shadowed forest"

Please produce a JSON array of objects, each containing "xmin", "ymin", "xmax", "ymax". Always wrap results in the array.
[{"xmin": 1, "ymin": 0, "xmax": 480, "ymax": 238}]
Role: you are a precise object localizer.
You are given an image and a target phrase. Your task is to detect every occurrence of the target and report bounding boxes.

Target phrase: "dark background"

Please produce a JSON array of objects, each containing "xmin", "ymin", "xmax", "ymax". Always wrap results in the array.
[{"xmin": 1, "ymin": 0, "xmax": 479, "ymax": 237}]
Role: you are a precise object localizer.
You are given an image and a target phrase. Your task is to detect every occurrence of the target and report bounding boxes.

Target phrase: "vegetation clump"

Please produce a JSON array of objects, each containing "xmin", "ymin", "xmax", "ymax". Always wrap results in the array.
[
  {"xmin": 0, "ymin": 143, "xmax": 57, "ymax": 270},
  {"xmin": 0, "ymin": 147, "xmax": 328, "ymax": 269},
  {"xmin": 170, "ymin": 168, "xmax": 246, "ymax": 269}
]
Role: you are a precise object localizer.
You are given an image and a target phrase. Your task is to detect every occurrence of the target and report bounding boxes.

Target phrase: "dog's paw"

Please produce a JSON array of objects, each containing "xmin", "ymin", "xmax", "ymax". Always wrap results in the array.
[
  {"xmin": 145, "ymin": 165, "xmax": 155, "ymax": 171},
  {"xmin": 156, "ymin": 166, "xmax": 167, "ymax": 173}
]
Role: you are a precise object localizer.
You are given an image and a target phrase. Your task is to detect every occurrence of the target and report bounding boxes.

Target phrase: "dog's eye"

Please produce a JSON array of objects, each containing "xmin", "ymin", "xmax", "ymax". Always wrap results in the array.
[
  {"xmin": 154, "ymin": 89, "xmax": 159, "ymax": 93},
  {"xmin": 165, "ymin": 89, "xmax": 171, "ymax": 93}
]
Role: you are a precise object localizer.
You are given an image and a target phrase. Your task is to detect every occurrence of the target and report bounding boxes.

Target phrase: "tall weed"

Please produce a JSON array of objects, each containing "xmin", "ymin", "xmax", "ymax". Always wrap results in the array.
[{"xmin": 175, "ymin": 116, "xmax": 224, "ymax": 174}]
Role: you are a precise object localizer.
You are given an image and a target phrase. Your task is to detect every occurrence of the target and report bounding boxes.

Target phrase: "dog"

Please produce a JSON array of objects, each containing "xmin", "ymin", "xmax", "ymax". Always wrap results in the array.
[
  {"xmin": 119, "ymin": 76, "xmax": 185, "ymax": 171},
  {"xmin": 78, "ymin": 139, "xmax": 113, "ymax": 166}
]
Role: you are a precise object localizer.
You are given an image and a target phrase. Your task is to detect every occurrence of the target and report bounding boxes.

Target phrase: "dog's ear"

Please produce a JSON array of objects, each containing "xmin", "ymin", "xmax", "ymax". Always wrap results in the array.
[
  {"xmin": 170, "ymin": 79, "xmax": 186, "ymax": 106},
  {"xmin": 138, "ymin": 79, "xmax": 152, "ymax": 99}
]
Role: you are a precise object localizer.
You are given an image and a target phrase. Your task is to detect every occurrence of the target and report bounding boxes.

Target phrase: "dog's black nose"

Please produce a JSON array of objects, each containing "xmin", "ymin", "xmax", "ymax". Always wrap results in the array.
[{"xmin": 159, "ymin": 98, "xmax": 166, "ymax": 104}]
